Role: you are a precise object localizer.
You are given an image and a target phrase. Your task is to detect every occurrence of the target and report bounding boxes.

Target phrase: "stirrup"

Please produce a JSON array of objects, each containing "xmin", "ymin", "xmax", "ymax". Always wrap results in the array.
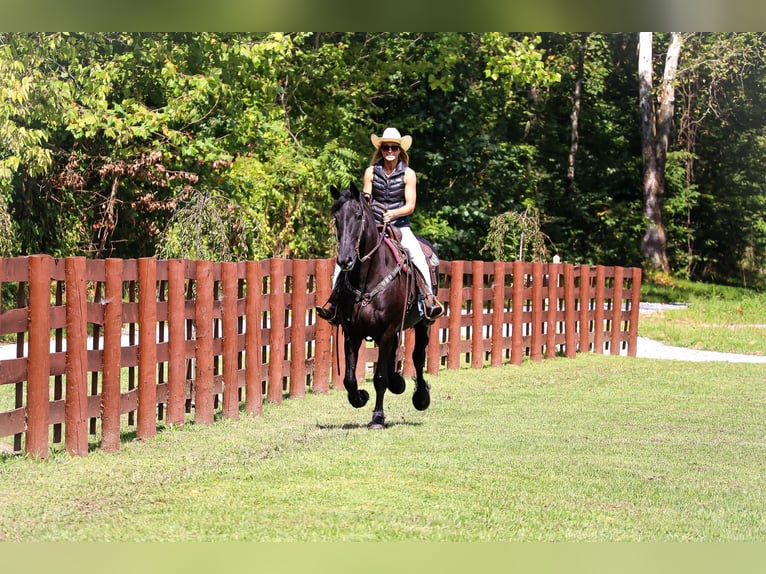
[{"xmin": 424, "ymin": 295, "xmax": 444, "ymax": 320}]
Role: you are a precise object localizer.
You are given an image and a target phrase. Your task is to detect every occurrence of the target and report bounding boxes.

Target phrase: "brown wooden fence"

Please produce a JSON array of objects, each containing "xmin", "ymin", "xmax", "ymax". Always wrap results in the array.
[{"xmin": 0, "ymin": 255, "xmax": 641, "ymax": 458}]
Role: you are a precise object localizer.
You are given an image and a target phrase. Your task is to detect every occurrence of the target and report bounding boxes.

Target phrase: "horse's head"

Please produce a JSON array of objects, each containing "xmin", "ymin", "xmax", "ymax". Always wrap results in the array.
[{"xmin": 330, "ymin": 181, "xmax": 372, "ymax": 271}]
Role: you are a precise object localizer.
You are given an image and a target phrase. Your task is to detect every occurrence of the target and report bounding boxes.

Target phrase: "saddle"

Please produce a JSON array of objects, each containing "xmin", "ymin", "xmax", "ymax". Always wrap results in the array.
[{"xmin": 380, "ymin": 225, "xmax": 440, "ymax": 298}]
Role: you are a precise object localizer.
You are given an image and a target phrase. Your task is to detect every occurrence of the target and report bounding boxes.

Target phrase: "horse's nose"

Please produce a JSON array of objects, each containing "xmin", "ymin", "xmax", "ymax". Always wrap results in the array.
[{"xmin": 337, "ymin": 255, "xmax": 354, "ymax": 271}]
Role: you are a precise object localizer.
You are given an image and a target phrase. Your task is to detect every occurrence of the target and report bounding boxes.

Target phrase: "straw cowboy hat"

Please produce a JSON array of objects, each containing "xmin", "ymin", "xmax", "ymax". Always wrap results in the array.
[
  {"xmin": 370, "ymin": 127, "xmax": 412, "ymax": 151},
  {"xmin": 370, "ymin": 127, "xmax": 412, "ymax": 164}
]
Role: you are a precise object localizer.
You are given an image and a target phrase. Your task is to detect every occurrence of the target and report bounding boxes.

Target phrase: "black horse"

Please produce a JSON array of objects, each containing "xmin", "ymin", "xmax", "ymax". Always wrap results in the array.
[{"xmin": 329, "ymin": 182, "xmax": 434, "ymax": 429}]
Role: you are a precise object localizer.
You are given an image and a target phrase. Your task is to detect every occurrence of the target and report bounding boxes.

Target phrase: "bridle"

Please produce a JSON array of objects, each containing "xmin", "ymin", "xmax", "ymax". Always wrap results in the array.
[
  {"xmin": 341, "ymin": 198, "xmax": 404, "ymax": 306},
  {"xmin": 353, "ymin": 201, "xmax": 385, "ymax": 264}
]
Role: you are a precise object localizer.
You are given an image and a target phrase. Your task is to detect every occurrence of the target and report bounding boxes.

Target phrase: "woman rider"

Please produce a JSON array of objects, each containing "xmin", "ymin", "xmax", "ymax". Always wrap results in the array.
[{"xmin": 317, "ymin": 127, "xmax": 444, "ymax": 324}]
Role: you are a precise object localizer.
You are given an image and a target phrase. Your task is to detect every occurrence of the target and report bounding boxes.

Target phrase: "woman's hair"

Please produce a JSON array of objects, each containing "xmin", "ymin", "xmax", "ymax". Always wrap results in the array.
[{"xmin": 369, "ymin": 147, "xmax": 409, "ymax": 166}]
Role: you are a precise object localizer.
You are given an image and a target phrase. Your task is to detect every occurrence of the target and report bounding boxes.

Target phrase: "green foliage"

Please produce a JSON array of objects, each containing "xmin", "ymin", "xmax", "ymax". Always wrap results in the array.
[
  {"xmin": 228, "ymin": 137, "xmax": 357, "ymax": 259},
  {"xmin": 641, "ymin": 274, "xmax": 765, "ymax": 304},
  {"xmin": 482, "ymin": 33, "xmax": 562, "ymax": 97},
  {"xmin": 0, "ymin": 33, "xmax": 764, "ymax": 288},
  {"xmin": 155, "ymin": 187, "xmax": 248, "ymax": 262},
  {"xmin": 0, "ymin": 194, "xmax": 13, "ymax": 257},
  {"xmin": 481, "ymin": 207, "xmax": 552, "ymax": 262},
  {"xmin": 662, "ymin": 150, "xmax": 701, "ymax": 276}
]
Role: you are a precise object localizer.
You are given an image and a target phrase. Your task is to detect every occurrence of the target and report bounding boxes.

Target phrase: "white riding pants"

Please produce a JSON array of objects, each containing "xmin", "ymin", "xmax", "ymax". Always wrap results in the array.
[{"xmin": 332, "ymin": 225, "xmax": 433, "ymax": 294}]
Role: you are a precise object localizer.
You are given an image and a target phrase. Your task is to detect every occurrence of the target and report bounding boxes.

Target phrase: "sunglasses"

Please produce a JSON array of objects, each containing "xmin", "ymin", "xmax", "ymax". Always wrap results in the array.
[{"xmin": 381, "ymin": 144, "xmax": 400, "ymax": 152}]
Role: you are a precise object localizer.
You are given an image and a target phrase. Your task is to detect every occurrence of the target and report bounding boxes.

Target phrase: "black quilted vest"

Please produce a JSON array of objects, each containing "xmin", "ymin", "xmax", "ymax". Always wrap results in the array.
[{"xmin": 371, "ymin": 160, "xmax": 410, "ymax": 227}]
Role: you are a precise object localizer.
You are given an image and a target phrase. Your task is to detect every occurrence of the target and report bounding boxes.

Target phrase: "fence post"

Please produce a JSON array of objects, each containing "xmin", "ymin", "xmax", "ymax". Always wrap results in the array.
[
  {"xmin": 195, "ymin": 260, "xmax": 214, "ymax": 424},
  {"xmin": 491, "ymin": 261, "xmax": 505, "ymax": 368},
  {"xmin": 65, "ymin": 257, "xmax": 88, "ymax": 456},
  {"xmin": 403, "ymin": 329, "xmax": 415, "ymax": 378},
  {"xmin": 268, "ymin": 259, "xmax": 285, "ymax": 403},
  {"xmin": 564, "ymin": 263, "xmax": 577, "ymax": 358},
  {"xmin": 245, "ymin": 260, "xmax": 264, "ymax": 415},
  {"xmin": 137, "ymin": 257, "xmax": 158, "ymax": 439},
  {"xmin": 356, "ymin": 340, "xmax": 369, "ymax": 383},
  {"xmin": 222, "ymin": 262, "xmax": 240, "ymax": 418},
  {"xmin": 101, "ymin": 258, "xmax": 123, "ymax": 451},
  {"xmin": 426, "ymin": 289, "xmax": 443, "ymax": 374},
  {"xmin": 530, "ymin": 262, "xmax": 544, "ymax": 362},
  {"xmin": 425, "ymin": 260, "xmax": 446, "ymax": 375},
  {"xmin": 627, "ymin": 267, "xmax": 642, "ymax": 357},
  {"xmin": 167, "ymin": 259, "xmax": 186, "ymax": 425},
  {"xmin": 426, "ymin": 324, "xmax": 441, "ymax": 375},
  {"xmin": 313, "ymin": 258, "xmax": 332, "ymax": 393},
  {"xmin": 447, "ymin": 260, "xmax": 464, "ymax": 370},
  {"xmin": 545, "ymin": 262, "xmax": 559, "ymax": 359},
  {"xmin": 290, "ymin": 259, "xmax": 307, "ymax": 398},
  {"xmin": 27, "ymin": 254, "xmax": 51, "ymax": 459},
  {"xmin": 594, "ymin": 265, "xmax": 606, "ymax": 354},
  {"xmin": 471, "ymin": 260, "xmax": 484, "ymax": 369},
  {"xmin": 511, "ymin": 260, "xmax": 524, "ymax": 365},
  {"xmin": 610, "ymin": 266, "xmax": 625, "ymax": 355},
  {"xmin": 578, "ymin": 264, "xmax": 591, "ymax": 353}
]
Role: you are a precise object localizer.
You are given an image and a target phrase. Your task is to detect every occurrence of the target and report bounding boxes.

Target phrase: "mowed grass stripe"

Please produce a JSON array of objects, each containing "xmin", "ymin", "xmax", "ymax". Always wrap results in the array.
[{"xmin": 1, "ymin": 354, "xmax": 764, "ymax": 541}]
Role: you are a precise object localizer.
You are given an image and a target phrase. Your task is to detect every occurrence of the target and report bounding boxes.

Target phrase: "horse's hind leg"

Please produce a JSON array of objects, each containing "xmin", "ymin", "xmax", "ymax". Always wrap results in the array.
[
  {"xmin": 411, "ymin": 322, "xmax": 431, "ymax": 411},
  {"xmin": 343, "ymin": 333, "xmax": 369, "ymax": 409}
]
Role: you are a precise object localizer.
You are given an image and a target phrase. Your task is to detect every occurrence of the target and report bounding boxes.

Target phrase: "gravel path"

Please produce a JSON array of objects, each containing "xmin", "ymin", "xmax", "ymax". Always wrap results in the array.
[
  {"xmin": 629, "ymin": 336, "xmax": 766, "ymax": 363},
  {"xmin": 633, "ymin": 302, "xmax": 766, "ymax": 363}
]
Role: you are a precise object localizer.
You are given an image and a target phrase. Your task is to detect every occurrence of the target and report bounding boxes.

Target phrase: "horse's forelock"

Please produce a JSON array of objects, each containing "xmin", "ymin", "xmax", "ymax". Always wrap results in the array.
[{"xmin": 331, "ymin": 186, "xmax": 361, "ymax": 215}]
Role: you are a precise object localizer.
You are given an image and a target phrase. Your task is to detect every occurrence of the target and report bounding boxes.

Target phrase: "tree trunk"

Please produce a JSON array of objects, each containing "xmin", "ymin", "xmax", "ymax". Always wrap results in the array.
[
  {"xmin": 566, "ymin": 33, "xmax": 587, "ymax": 195},
  {"xmin": 678, "ymin": 55, "xmax": 699, "ymax": 278},
  {"xmin": 639, "ymin": 32, "xmax": 681, "ymax": 273}
]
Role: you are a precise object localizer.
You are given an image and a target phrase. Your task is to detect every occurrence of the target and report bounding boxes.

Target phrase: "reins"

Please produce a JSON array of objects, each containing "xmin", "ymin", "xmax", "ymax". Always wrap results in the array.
[
  {"xmin": 355, "ymin": 209, "xmax": 386, "ymax": 263},
  {"xmin": 344, "ymin": 200, "xmax": 403, "ymax": 305},
  {"xmin": 344, "ymin": 215, "xmax": 410, "ymax": 308},
  {"xmin": 333, "ymin": 192, "xmax": 420, "ymax": 375},
  {"xmin": 346, "ymin": 214, "xmax": 412, "ymax": 347}
]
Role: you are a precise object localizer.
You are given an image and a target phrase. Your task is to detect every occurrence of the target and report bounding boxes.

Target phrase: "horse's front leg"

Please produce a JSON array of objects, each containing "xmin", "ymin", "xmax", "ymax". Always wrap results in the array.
[
  {"xmin": 411, "ymin": 322, "xmax": 431, "ymax": 411},
  {"xmin": 368, "ymin": 330, "xmax": 400, "ymax": 429},
  {"xmin": 343, "ymin": 333, "xmax": 369, "ymax": 409}
]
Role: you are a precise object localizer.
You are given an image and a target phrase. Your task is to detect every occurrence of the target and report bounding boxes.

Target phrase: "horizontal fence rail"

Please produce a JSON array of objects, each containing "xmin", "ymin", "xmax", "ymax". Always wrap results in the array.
[{"xmin": 0, "ymin": 255, "xmax": 641, "ymax": 458}]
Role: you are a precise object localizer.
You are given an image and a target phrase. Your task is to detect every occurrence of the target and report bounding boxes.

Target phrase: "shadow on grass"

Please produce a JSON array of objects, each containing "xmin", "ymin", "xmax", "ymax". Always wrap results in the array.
[{"xmin": 316, "ymin": 420, "xmax": 424, "ymax": 431}]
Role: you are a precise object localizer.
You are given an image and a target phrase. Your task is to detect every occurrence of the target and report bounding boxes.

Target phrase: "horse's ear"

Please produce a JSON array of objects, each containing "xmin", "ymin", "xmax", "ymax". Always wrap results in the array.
[
  {"xmin": 330, "ymin": 185, "xmax": 340, "ymax": 200},
  {"xmin": 349, "ymin": 181, "xmax": 361, "ymax": 199}
]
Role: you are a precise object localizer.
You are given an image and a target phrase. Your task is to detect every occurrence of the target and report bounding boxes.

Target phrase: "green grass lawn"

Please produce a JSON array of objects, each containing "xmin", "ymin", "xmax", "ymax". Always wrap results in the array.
[
  {"xmin": 2, "ymin": 278, "xmax": 765, "ymax": 543},
  {"xmin": 639, "ymin": 277, "xmax": 766, "ymax": 355},
  {"xmin": 1, "ymin": 354, "xmax": 764, "ymax": 542}
]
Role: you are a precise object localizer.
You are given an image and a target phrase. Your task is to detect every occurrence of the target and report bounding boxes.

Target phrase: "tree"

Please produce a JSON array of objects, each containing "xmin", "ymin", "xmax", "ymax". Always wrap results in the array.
[
  {"xmin": 1, "ymin": 33, "xmax": 764, "ymax": 288},
  {"xmin": 566, "ymin": 33, "xmax": 588, "ymax": 196},
  {"xmin": 481, "ymin": 207, "xmax": 552, "ymax": 262},
  {"xmin": 638, "ymin": 32, "xmax": 682, "ymax": 273},
  {"xmin": 670, "ymin": 33, "xmax": 766, "ymax": 282}
]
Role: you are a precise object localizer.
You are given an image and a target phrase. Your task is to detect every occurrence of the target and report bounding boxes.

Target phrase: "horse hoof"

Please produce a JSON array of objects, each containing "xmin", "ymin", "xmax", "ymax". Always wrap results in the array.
[
  {"xmin": 388, "ymin": 373, "xmax": 406, "ymax": 394},
  {"xmin": 349, "ymin": 389, "xmax": 369, "ymax": 409},
  {"xmin": 413, "ymin": 385, "xmax": 430, "ymax": 411},
  {"xmin": 367, "ymin": 410, "xmax": 386, "ymax": 429},
  {"xmin": 413, "ymin": 395, "xmax": 430, "ymax": 411}
]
